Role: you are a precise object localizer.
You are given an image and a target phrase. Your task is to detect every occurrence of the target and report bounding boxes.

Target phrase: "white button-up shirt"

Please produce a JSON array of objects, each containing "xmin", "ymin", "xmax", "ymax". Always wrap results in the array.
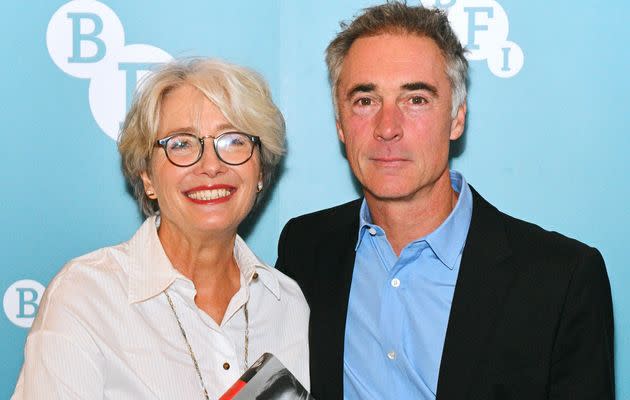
[{"xmin": 12, "ymin": 216, "xmax": 310, "ymax": 399}]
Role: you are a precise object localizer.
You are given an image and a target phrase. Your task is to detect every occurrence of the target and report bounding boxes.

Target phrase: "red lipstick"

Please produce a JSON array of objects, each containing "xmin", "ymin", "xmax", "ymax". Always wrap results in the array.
[{"xmin": 183, "ymin": 184, "xmax": 236, "ymax": 205}]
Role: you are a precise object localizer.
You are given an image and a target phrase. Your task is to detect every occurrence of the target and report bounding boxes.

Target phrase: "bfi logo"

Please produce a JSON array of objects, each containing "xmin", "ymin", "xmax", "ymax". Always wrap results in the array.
[
  {"xmin": 421, "ymin": 0, "xmax": 524, "ymax": 78},
  {"xmin": 46, "ymin": 0, "xmax": 172, "ymax": 140},
  {"xmin": 3, "ymin": 280, "xmax": 45, "ymax": 328}
]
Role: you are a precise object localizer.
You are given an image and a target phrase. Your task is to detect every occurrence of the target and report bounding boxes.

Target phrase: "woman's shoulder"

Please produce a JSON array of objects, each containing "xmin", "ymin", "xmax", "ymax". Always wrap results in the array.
[
  {"xmin": 33, "ymin": 242, "xmax": 132, "ymax": 329},
  {"xmin": 51, "ymin": 242, "xmax": 130, "ymax": 291},
  {"xmin": 266, "ymin": 264, "xmax": 300, "ymax": 288},
  {"xmin": 263, "ymin": 264, "xmax": 309, "ymax": 310},
  {"xmin": 234, "ymin": 235, "xmax": 308, "ymax": 309},
  {"xmin": 42, "ymin": 218, "xmax": 160, "ymax": 309}
]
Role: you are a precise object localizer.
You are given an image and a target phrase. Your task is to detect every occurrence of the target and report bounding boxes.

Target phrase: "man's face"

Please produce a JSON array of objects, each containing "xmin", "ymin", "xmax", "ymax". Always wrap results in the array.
[{"xmin": 336, "ymin": 33, "xmax": 466, "ymax": 203}]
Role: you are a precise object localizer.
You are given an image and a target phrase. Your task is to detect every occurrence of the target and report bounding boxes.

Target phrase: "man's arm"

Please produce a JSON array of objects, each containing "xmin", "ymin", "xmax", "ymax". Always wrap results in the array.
[{"xmin": 549, "ymin": 247, "xmax": 614, "ymax": 399}]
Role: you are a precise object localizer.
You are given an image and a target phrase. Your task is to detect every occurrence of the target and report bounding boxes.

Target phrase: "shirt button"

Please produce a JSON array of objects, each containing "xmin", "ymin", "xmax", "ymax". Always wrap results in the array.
[
  {"xmin": 387, "ymin": 351, "xmax": 397, "ymax": 360},
  {"xmin": 252, "ymin": 272, "xmax": 259, "ymax": 280},
  {"xmin": 391, "ymin": 278, "xmax": 400, "ymax": 288},
  {"xmin": 223, "ymin": 362, "xmax": 230, "ymax": 370},
  {"xmin": 368, "ymin": 227, "xmax": 377, "ymax": 236}
]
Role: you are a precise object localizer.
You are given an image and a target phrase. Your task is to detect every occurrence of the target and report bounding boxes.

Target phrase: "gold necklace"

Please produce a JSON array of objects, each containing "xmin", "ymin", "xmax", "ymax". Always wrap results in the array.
[{"xmin": 164, "ymin": 289, "xmax": 249, "ymax": 400}]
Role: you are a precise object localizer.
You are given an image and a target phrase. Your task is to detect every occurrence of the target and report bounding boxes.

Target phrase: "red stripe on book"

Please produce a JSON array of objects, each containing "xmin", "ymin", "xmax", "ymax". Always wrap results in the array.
[{"xmin": 219, "ymin": 380, "xmax": 247, "ymax": 400}]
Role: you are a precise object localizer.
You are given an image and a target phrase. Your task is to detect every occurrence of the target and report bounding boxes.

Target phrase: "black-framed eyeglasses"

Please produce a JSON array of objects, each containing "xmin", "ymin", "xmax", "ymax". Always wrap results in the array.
[{"xmin": 155, "ymin": 132, "xmax": 261, "ymax": 167}]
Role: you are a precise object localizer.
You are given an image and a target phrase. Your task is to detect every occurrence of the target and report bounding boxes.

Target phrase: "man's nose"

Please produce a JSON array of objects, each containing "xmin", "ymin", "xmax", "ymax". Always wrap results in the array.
[{"xmin": 374, "ymin": 102, "xmax": 403, "ymax": 142}]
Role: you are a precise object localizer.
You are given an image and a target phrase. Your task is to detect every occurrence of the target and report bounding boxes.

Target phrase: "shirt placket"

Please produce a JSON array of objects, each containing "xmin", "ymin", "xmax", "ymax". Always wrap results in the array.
[
  {"xmin": 367, "ymin": 229, "xmax": 404, "ymax": 389},
  {"xmin": 379, "ymin": 240, "xmax": 429, "ymax": 384},
  {"xmin": 173, "ymin": 280, "xmax": 243, "ymax": 388}
]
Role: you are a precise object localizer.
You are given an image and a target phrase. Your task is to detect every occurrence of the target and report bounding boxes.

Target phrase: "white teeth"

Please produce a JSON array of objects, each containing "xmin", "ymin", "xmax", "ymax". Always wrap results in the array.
[{"xmin": 187, "ymin": 188, "xmax": 231, "ymax": 200}]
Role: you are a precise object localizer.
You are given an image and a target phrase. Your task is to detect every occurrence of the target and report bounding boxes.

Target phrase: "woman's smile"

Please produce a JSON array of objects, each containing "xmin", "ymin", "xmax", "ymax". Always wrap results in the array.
[{"xmin": 184, "ymin": 184, "xmax": 236, "ymax": 204}]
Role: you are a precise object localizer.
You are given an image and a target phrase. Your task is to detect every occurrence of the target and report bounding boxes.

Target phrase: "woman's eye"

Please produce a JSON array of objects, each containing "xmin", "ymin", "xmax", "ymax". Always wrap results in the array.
[
  {"xmin": 169, "ymin": 139, "xmax": 192, "ymax": 151},
  {"xmin": 228, "ymin": 137, "xmax": 246, "ymax": 146}
]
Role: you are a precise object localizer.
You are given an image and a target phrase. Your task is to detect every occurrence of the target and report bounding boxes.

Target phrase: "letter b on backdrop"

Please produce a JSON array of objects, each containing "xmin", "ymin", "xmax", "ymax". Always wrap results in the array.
[
  {"xmin": 3, "ymin": 280, "xmax": 45, "ymax": 328},
  {"xmin": 46, "ymin": 0, "xmax": 172, "ymax": 140}
]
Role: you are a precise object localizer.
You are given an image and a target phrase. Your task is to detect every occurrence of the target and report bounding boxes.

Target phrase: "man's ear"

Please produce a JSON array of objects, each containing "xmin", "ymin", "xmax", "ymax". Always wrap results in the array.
[
  {"xmin": 449, "ymin": 103, "xmax": 467, "ymax": 141},
  {"xmin": 140, "ymin": 170, "xmax": 156, "ymax": 199},
  {"xmin": 336, "ymin": 120, "xmax": 346, "ymax": 144}
]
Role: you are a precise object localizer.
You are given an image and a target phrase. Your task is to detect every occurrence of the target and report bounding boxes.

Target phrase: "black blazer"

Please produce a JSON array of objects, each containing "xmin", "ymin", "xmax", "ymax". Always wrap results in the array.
[{"xmin": 276, "ymin": 188, "xmax": 614, "ymax": 400}]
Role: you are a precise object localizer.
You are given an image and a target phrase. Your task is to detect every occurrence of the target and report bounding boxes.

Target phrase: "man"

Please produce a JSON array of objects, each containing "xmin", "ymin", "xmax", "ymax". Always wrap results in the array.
[{"xmin": 276, "ymin": 3, "xmax": 614, "ymax": 400}]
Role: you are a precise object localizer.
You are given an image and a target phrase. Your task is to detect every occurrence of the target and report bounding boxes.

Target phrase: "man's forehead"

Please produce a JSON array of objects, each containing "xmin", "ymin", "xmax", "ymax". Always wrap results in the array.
[
  {"xmin": 338, "ymin": 33, "xmax": 447, "ymax": 89},
  {"xmin": 345, "ymin": 33, "xmax": 444, "ymax": 61}
]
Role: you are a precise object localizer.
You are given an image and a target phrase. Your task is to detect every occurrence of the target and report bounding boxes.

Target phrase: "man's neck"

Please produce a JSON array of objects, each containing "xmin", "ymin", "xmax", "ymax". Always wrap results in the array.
[{"xmin": 365, "ymin": 172, "xmax": 458, "ymax": 256}]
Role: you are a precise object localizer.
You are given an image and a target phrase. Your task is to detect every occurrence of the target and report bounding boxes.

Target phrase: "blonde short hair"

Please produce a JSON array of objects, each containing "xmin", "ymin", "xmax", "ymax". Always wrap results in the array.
[{"xmin": 118, "ymin": 58, "xmax": 285, "ymax": 216}]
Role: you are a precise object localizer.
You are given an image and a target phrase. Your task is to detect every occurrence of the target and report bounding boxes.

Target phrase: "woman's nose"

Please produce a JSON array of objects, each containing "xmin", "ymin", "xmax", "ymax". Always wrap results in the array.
[{"xmin": 195, "ymin": 140, "xmax": 227, "ymax": 176}]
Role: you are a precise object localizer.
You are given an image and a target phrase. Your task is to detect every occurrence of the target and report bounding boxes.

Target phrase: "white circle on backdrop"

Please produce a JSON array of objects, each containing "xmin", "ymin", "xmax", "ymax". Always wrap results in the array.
[
  {"xmin": 88, "ymin": 44, "xmax": 173, "ymax": 140},
  {"xmin": 3, "ymin": 279, "xmax": 46, "ymax": 328},
  {"xmin": 487, "ymin": 40, "xmax": 524, "ymax": 78},
  {"xmin": 414, "ymin": 0, "xmax": 523, "ymax": 78},
  {"xmin": 419, "ymin": 0, "xmax": 463, "ymax": 8},
  {"xmin": 447, "ymin": 0, "xmax": 509, "ymax": 61},
  {"xmin": 46, "ymin": 0, "xmax": 124, "ymax": 79}
]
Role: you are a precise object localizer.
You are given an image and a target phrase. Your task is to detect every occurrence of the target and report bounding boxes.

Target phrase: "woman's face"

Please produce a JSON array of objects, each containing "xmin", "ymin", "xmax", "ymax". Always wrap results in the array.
[{"xmin": 141, "ymin": 84, "xmax": 261, "ymax": 239}]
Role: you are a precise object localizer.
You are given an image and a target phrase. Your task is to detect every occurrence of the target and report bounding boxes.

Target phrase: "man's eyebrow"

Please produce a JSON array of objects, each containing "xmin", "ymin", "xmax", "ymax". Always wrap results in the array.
[
  {"xmin": 402, "ymin": 82, "xmax": 438, "ymax": 97},
  {"xmin": 346, "ymin": 83, "xmax": 376, "ymax": 99}
]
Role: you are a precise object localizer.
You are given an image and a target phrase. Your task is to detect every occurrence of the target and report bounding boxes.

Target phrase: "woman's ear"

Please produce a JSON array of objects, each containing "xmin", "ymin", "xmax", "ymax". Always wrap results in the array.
[
  {"xmin": 140, "ymin": 171, "xmax": 157, "ymax": 199},
  {"xmin": 257, "ymin": 172, "xmax": 264, "ymax": 193}
]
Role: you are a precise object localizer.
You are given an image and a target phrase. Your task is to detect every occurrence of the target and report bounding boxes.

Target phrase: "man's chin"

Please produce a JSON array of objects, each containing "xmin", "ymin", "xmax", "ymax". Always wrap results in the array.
[{"xmin": 363, "ymin": 186, "xmax": 419, "ymax": 203}]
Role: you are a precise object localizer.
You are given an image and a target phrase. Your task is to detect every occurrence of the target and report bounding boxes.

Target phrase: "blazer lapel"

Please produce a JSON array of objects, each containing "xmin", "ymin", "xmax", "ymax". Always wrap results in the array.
[
  {"xmin": 436, "ymin": 188, "xmax": 515, "ymax": 399},
  {"xmin": 309, "ymin": 201, "xmax": 360, "ymax": 399}
]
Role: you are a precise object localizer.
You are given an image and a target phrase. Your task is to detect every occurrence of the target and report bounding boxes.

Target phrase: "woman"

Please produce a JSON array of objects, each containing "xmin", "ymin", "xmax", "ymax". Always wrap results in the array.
[{"xmin": 13, "ymin": 58, "xmax": 309, "ymax": 399}]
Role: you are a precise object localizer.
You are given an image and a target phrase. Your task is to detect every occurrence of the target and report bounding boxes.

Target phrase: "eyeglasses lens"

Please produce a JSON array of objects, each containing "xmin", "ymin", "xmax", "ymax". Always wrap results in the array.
[
  {"xmin": 164, "ymin": 133, "xmax": 254, "ymax": 167},
  {"xmin": 215, "ymin": 133, "xmax": 253, "ymax": 165},
  {"xmin": 166, "ymin": 134, "xmax": 201, "ymax": 166}
]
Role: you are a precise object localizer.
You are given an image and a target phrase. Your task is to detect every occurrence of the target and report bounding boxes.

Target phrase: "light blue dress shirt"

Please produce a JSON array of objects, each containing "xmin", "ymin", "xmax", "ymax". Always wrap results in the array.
[{"xmin": 343, "ymin": 171, "xmax": 473, "ymax": 400}]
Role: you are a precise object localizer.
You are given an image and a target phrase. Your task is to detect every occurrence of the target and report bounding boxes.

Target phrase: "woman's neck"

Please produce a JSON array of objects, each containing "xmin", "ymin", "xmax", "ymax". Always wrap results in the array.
[{"xmin": 157, "ymin": 219, "xmax": 241, "ymax": 324}]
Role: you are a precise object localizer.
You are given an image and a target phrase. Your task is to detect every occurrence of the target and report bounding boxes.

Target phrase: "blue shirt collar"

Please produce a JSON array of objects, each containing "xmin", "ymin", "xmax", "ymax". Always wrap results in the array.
[{"xmin": 355, "ymin": 170, "xmax": 473, "ymax": 270}]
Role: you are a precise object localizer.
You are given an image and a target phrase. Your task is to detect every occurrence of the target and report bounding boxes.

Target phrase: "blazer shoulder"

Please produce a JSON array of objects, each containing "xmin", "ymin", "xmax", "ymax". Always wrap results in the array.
[
  {"xmin": 277, "ymin": 199, "xmax": 361, "ymax": 277},
  {"xmin": 284, "ymin": 198, "xmax": 362, "ymax": 233},
  {"xmin": 470, "ymin": 188, "xmax": 604, "ymax": 270},
  {"xmin": 500, "ymin": 211, "xmax": 601, "ymax": 262}
]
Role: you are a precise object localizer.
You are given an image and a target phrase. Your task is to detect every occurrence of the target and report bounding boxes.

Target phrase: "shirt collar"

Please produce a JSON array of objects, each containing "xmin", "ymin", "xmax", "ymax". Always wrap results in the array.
[
  {"xmin": 127, "ymin": 216, "xmax": 178, "ymax": 304},
  {"xmin": 425, "ymin": 171, "xmax": 472, "ymax": 269},
  {"xmin": 234, "ymin": 235, "xmax": 281, "ymax": 300},
  {"xmin": 127, "ymin": 216, "xmax": 280, "ymax": 303},
  {"xmin": 355, "ymin": 200, "xmax": 378, "ymax": 250},
  {"xmin": 355, "ymin": 170, "xmax": 473, "ymax": 270}
]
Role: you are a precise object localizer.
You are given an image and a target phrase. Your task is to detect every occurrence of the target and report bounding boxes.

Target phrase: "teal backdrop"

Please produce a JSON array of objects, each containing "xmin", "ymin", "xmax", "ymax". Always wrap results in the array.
[{"xmin": 1, "ymin": 1, "xmax": 628, "ymax": 398}]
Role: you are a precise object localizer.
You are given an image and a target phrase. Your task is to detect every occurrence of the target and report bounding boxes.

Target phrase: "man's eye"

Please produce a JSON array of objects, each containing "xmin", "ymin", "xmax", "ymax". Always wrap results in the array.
[
  {"xmin": 409, "ymin": 96, "xmax": 427, "ymax": 105},
  {"xmin": 355, "ymin": 97, "xmax": 372, "ymax": 106}
]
